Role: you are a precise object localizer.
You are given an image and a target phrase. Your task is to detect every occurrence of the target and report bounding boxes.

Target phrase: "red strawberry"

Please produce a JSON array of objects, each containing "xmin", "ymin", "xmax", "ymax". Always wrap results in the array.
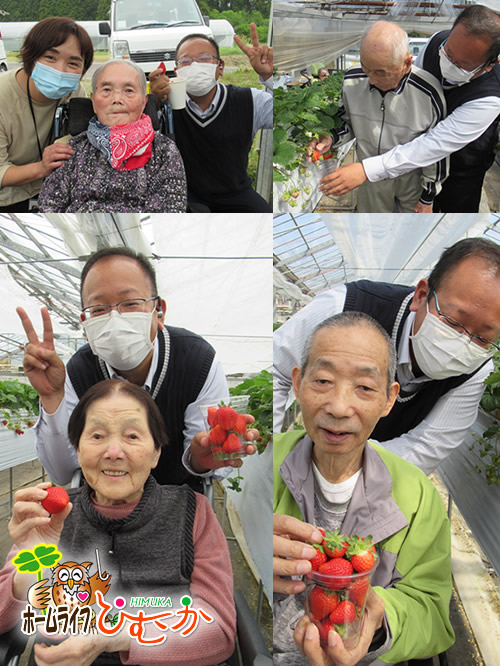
[
  {"xmin": 2, "ymin": 420, "xmax": 8, "ymax": 426},
  {"xmin": 222, "ymin": 433, "xmax": 243, "ymax": 455},
  {"xmin": 312, "ymin": 150, "xmax": 321, "ymax": 161},
  {"xmin": 347, "ymin": 536, "xmax": 376, "ymax": 572},
  {"xmin": 308, "ymin": 585, "xmax": 339, "ymax": 620},
  {"xmin": 348, "ymin": 576, "xmax": 369, "ymax": 608},
  {"xmin": 351, "ymin": 550, "xmax": 375, "ymax": 572},
  {"xmin": 329, "ymin": 600, "xmax": 357, "ymax": 625},
  {"xmin": 317, "ymin": 618, "xmax": 336, "ymax": 643},
  {"xmin": 234, "ymin": 413, "xmax": 247, "ymax": 435},
  {"xmin": 310, "ymin": 546, "xmax": 327, "ymax": 571},
  {"xmin": 41, "ymin": 486, "xmax": 69, "ymax": 514},
  {"xmin": 217, "ymin": 406, "xmax": 238, "ymax": 430},
  {"xmin": 207, "ymin": 406, "xmax": 218, "ymax": 427},
  {"xmin": 318, "ymin": 557, "xmax": 353, "ymax": 588},
  {"xmin": 323, "ymin": 529, "xmax": 350, "ymax": 558},
  {"xmin": 208, "ymin": 424, "xmax": 227, "ymax": 445},
  {"xmin": 315, "ymin": 527, "xmax": 326, "ymax": 544}
]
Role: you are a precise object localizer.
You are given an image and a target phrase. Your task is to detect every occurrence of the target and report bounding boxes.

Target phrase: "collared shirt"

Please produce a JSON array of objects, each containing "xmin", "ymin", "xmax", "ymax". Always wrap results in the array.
[
  {"xmin": 362, "ymin": 33, "xmax": 500, "ymax": 183},
  {"xmin": 185, "ymin": 78, "xmax": 273, "ymax": 138},
  {"xmin": 273, "ymin": 282, "xmax": 492, "ymax": 474},
  {"xmin": 35, "ymin": 333, "xmax": 230, "ymax": 485}
]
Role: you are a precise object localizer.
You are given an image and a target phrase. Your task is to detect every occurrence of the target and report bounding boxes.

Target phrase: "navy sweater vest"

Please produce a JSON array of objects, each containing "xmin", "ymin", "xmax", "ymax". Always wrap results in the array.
[
  {"xmin": 343, "ymin": 280, "xmax": 483, "ymax": 441},
  {"xmin": 173, "ymin": 84, "xmax": 254, "ymax": 199},
  {"xmin": 67, "ymin": 327, "xmax": 215, "ymax": 491},
  {"xmin": 423, "ymin": 30, "xmax": 500, "ymax": 175}
]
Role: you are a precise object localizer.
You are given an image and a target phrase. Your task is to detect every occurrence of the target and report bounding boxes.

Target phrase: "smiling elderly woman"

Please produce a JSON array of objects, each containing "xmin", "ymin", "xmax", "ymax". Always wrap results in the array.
[
  {"xmin": 37, "ymin": 60, "xmax": 187, "ymax": 212},
  {"xmin": 0, "ymin": 379, "xmax": 235, "ymax": 665}
]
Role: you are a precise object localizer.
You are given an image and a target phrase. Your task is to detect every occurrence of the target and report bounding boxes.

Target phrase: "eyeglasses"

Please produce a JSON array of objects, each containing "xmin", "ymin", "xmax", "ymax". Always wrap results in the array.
[
  {"xmin": 175, "ymin": 54, "xmax": 219, "ymax": 67},
  {"xmin": 81, "ymin": 296, "xmax": 160, "ymax": 321},
  {"xmin": 439, "ymin": 40, "xmax": 486, "ymax": 76},
  {"xmin": 432, "ymin": 290, "xmax": 500, "ymax": 351}
]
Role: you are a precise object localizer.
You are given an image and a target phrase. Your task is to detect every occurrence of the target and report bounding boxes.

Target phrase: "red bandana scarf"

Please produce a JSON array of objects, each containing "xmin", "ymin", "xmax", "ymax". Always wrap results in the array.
[{"xmin": 87, "ymin": 114, "xmax": 155, "ymax": 171}]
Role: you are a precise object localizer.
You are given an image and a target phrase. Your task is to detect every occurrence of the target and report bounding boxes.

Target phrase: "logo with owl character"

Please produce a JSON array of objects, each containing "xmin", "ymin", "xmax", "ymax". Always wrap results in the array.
[
  {"xmin": 14, "ymin": 544, "xmax": 112, "ymax": 633},
  {"xmin": 28, "ymin": 558, "xmax": 111, "ymax": 614}
]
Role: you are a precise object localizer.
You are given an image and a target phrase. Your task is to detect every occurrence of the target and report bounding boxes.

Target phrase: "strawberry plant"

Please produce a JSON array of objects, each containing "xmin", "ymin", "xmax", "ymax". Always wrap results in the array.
[
  {"xmin": 224, "ymin": 370, "xmax": 272, "ymax": 492},
  {"xmin": 230, "ymin": 369, "xmax": 272, "ymax": 455},
  {"xmin": 0, "ymin": 379, "xmax": 39, "ymax": 435},
  {"xmin": 273, "ymin": 72, "xmax": 345, "ymax": 184},
  {"xmin": 471, "ymin": 352, "xmax": 500, "ymax": 485}
]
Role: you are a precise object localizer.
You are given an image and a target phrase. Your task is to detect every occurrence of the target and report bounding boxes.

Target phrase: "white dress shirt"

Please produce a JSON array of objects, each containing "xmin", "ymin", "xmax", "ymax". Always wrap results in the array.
[
  {"xmin": 362, "ymin": 35, "xmax": 500, "ymax": 183},
  {"xmin": 35, "ymin": 333, "xmax": 229, "ymax": 485},
  {"xmin": 273, "ymin": 283, "xmax": 492, "ymax": 474}
]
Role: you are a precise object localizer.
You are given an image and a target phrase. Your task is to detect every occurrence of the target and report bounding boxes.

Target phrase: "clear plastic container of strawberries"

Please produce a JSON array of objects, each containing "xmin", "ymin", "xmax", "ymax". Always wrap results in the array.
[
  {"xmin": 304, "ymin": 529, "xmax": 379, "ymax": 649},
  {"xmin": 199, "ymin": 395, "xmax": 250, "ymax": 461}
]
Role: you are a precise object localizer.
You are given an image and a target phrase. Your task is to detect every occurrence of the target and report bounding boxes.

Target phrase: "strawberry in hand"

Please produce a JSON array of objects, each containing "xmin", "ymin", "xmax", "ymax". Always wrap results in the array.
[{"xmin": 41, "ymin": 486, "xmax": 69, "ymax": 515}]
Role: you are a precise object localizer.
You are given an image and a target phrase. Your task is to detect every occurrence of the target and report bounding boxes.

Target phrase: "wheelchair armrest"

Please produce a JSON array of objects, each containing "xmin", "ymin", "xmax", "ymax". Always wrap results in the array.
[
  {"xmin": 0, "ymin": 626, "xmax": 28, "ymax": 666},
  {"xmin": 233, "ymin": 590, "xmax": 272, "ymax": 666}
]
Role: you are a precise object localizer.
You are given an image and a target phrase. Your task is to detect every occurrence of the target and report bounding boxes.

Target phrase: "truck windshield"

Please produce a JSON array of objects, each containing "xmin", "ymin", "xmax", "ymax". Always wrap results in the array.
[{"xmin": 114, "ymin": 0, "xmax": 202, "ymax": 31}]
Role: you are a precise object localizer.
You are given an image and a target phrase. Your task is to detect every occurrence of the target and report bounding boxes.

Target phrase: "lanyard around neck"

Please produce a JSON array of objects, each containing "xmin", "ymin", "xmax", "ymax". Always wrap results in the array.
[{"xmin": 26, "ymin": 75, "xmax": 59, "ymax": 162}]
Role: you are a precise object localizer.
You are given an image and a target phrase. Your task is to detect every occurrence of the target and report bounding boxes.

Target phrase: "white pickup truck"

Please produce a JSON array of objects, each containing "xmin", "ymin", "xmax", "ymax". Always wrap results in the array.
[{"xmin": 99, "ymin": 0, "xmax": 213, "ymax": 76}]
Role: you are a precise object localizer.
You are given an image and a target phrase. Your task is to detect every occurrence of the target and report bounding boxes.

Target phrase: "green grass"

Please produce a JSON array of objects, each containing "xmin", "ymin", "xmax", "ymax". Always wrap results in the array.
[{"xmin": 221, "ymin": 67, "xmax": 260, "ymax": 88}]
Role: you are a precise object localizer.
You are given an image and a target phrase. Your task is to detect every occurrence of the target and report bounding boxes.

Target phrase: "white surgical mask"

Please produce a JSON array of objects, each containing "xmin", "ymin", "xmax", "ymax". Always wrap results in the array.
[
  {"xmin": 31, "ymin": 61, "xmax": 81, "ymax": 99},
  {"xmin": 410, "ymin": 305, "xmax": 494, "ymax": 380},
  {"xmin": 83, "ymin": 310, "xmax": 155, "ymax": 371},
  {"xmin": 438, "ymin": 46, "xmax": 485, "ymax": 86},
  {"xmin": 184, "ymin": 62, "xmax": 218, "ymax": 97}
]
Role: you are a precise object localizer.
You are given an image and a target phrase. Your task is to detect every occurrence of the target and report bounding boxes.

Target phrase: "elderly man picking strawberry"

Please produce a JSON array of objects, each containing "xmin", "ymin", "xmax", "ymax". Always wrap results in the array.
[{"xmin": 273, "ymin": 311, "xmax": 454, "ymax": 665}]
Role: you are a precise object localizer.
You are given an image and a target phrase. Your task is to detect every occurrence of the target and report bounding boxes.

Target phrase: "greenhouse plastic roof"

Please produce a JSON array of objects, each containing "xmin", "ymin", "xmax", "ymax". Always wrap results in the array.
[
  {"xmin": 0, "ymin": 214, "xmax": 272, "ymax": 374},
  {"xmin": 273, "ymin": 0, "xmax": 500, "ymax": 71},
  {"xmin": 274, "ymin": 213, "xmax": 500, "ymax": 307}
]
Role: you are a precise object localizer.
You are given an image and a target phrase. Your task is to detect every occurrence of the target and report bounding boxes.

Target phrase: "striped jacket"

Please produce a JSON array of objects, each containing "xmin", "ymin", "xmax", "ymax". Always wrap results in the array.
[{"xmin": 334, "ymin": 65, "xmax": 448, "ymax": 204}]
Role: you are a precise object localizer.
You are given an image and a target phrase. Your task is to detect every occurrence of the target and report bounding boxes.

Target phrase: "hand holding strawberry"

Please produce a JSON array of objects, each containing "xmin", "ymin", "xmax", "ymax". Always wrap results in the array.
[
  {"xmin": 294, "ymin": 587, "xmax": 385, "ymax": 666},
  {"xmin": 190, "ymin": 413, "xmax": 259, "ymax": 473},
  {"xmin": 8, "ymin": 482, "xmax": 72, "ymax": 550},
  {"xmin": 41, "ymin": 485, "xmax": 69, "ymax": 514}
]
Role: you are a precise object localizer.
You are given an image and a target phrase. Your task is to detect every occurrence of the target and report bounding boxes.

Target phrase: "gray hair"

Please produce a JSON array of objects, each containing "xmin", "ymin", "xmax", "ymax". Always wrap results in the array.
[
  {"xmin": 300, "ymin": 311, "xmax": 397, "ymax": 395},
  {"xmin": 92, "ymin": 59, "xmax": 147, "ymax": 95},
  {"xmin": 360, "ymin": 21, "xmax": 410, "ymax": 66}
]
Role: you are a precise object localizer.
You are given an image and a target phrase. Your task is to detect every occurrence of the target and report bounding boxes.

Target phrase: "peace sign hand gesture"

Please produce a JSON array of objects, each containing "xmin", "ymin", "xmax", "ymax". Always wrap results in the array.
[
  {"xmin": 234, "ymin": 22, "xmax": 273, "ymax": 81},
  {"xmin": 16, "ymin": 306, "xmax": 66, "ymax": 414}
]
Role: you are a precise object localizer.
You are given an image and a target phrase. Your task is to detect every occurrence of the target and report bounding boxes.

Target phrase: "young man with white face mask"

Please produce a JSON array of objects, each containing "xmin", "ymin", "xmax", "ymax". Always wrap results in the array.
[
  {"xmin": 273, "ymin": 238, "xmax": 500, "ymax": 475},
  {"xmin": 148, "ymin": 24, "xmax": 272, "ymax": 212},
  {"xmin": 16, "ymin": 247, "xmax": 258, "ymax": 490},
  {"xmin": 314, "ymin": 4, "xmax": 500, "ymax": 213}
]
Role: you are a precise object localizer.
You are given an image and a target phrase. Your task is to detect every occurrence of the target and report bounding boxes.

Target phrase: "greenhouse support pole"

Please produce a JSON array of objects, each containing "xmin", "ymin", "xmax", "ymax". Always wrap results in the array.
[
  {"xmin": 256, "ymin": 130, "xmax": 273, "ymax": 204},
  {"xmin": 255, "ymin": 8, "xmax": 273, "ymax": 205}
]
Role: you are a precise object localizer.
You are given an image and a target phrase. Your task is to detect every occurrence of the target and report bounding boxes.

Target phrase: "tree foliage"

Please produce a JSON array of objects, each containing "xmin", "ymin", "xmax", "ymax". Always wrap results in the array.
[{"xmin": 0, "ymin": 0, "xmax": 270, "ymax": 21}]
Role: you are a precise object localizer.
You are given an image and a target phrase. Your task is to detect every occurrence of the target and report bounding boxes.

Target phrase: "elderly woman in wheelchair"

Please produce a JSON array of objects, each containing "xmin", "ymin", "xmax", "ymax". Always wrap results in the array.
[
  {"xmin": 0, "ymin": 379, "xmax": 235, "ymax": 665},
  {"xmin": 37, "ymin": 60, "xmax": 187, "ymax": 212}
]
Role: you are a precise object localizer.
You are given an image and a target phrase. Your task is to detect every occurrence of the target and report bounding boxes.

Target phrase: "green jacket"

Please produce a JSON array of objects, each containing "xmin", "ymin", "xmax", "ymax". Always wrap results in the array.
[{"xmin": 274, "ymin": 430, "xmax": 455, "ymax": 663}]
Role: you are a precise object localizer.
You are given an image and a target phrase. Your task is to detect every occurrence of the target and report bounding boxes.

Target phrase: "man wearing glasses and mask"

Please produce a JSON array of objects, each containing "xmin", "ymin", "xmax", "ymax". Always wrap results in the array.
[
  {"xmin": 17, "ymin": 247, "xmax": 258, "ymax": 489},
  {"xmin": 148, "ymin": 24, "xmax": 272, "ymax": 213},
  {"xmin": 316, "ymin": 4, "xmax": 500, "ymax": 213},
  {"xmin": 273, "ymin": 238, "xmax": 500, "ymax": 475}
]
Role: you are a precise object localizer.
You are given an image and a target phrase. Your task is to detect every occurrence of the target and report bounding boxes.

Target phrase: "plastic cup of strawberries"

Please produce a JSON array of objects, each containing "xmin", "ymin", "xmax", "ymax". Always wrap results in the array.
[
  {"xmin": 199, "ymin": 395, "xmax": 250, "ymax": 461},
  {"xmin": 304, "ymin": 530, "xmax": 379, "ymax": 650}
]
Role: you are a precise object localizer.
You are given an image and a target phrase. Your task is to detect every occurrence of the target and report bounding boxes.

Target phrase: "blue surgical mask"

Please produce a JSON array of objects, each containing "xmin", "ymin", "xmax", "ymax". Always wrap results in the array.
[{"xmin": 30, "ymin": 61, "xmax": 81, "ymax": 99}]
